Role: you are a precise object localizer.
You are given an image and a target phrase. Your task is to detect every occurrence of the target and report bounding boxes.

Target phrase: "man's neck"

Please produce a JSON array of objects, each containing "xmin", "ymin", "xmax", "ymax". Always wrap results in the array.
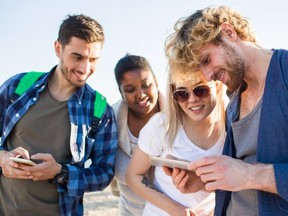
[
  {"xmin": 243, "ymin": 46, "xmax": 273, "ymax": 92},
  {"xmin": 48, "ymin": 68, "xmax": 78, "ymax": 102}
]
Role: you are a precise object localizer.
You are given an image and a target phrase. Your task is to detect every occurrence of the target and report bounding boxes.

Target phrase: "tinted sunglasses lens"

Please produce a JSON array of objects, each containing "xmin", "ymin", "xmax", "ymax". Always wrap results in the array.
[
  {"xmin": 173, "ymin": 90, "xmax": 189, "ymax": 103},
  {"xmin": 193, "ymin": 85, "xmax": 210, "ymax": 98}
]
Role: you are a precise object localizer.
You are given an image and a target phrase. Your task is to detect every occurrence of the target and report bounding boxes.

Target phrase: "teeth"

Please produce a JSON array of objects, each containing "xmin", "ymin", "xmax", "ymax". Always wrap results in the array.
[
  {"xmin": 212, "ymin": 70, "xmax": 224, "ymax": 81},
  {"xmin": 219, "ymin": 70, "xmax": 224, "ymax": 80},
  {"xmin": 138, "ymin": 99, "xmax": 148, "ymax": 106},
  {"xmin": 190, "ymin": 106, "xmax": 202, "ymax": 111}
]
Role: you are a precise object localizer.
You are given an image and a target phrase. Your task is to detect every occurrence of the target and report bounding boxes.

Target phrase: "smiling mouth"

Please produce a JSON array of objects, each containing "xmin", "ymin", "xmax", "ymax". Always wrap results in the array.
[
  {"xmin": 190, "ymin": 105, "xmax": 204, "ymax": 111},
  {"xmin": 72, "ymin": 71, "xmax": 87, "ymax": 82},
  {"xmin": 137, "ymin": 98, "xmax": 149, "ymax": 107},
  {"xmin": 212, "ymin": 70, "xmax": 225, "ymax": 81}
]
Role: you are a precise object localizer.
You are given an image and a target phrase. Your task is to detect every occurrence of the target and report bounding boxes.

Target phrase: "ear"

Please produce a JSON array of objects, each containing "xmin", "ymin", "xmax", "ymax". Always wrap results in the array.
[
  {"xmin": 220, "ymin": 23, "xmax": 237, "ymax": 41},
  {"xmin": 54, "ymin": 40, "xmax": 62, "ymax": 58}
]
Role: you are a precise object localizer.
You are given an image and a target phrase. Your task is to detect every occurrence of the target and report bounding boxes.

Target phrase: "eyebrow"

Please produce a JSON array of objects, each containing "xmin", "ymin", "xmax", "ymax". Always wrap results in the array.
[
  {"xmin": 71, "ymin": 52, "xmax": 100, "ymax": 60},
  {"xmin": 72, "ymin": 52, "xmax": 82, "ymax": 57}
]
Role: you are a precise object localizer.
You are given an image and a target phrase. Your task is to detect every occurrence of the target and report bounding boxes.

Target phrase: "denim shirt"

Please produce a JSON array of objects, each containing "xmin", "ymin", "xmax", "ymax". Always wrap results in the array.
[{"xmin": 215, "ymin": 49, "xmax": 288, "ymax": 216}]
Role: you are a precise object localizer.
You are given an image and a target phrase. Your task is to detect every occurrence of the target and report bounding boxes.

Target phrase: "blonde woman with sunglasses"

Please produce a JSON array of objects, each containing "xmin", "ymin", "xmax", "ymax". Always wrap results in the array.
[{"xmin": 126, "ymin": 70, "xmax": 228, "ymax": 216}]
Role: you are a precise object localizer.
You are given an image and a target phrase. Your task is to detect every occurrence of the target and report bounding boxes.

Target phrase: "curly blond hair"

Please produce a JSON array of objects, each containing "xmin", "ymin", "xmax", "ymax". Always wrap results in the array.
[{"xmin": 165, "ymin": 5, "xmax": 256, "ymax": 72}]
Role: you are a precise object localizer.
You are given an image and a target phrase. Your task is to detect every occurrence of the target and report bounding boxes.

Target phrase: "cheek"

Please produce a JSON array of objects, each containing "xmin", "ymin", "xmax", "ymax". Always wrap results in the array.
[
  {"xmin": 178, "ymin": 102, "xmax": 186, "ymax": 113},
  {"xmin": 206, "ymin": 96, "xmax": 217, "ymax": 112},
  {"xmin": 148, "ymin": 85, "xmax": 159, "ymax": 99},
  {"xmin": 122, "ymin": 93, "xmax": 134, "ymax": 105}
]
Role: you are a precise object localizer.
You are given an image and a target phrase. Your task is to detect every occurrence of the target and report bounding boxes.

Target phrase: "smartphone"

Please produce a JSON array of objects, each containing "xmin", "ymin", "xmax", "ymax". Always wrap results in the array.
[
  {"xmin": 9, "ymin": 157, "xmax": 36, "ymax": 166},
  {"xmin": 149, "ymin": 155, "xmax": 191, "ymax": 170}
]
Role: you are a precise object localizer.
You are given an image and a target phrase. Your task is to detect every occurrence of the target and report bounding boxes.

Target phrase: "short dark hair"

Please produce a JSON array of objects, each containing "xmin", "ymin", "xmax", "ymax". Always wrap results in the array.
[
  {"xmin": 114, "ymin": 54, "xmax": 155, "ymax": 88},
  {"xmin": 57, "ymin": 14, "xmax": 104, "ymax": 46}
]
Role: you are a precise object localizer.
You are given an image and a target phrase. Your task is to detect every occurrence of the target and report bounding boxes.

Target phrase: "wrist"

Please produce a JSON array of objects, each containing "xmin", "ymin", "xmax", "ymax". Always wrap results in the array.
[
  {"xmin": 253, "ymin": 164, "xmax": 276, "ymax": 192},
  {"xmin": 0, "ymin": 150, "xmax": 8, "ymax": 168},
  {"xmin": 170, "ymin": 202, "xmax": 186, "ymax": 216},
  {"xmin": 49, "ymin": 164, "xmax": 69, "ymax": 186}
]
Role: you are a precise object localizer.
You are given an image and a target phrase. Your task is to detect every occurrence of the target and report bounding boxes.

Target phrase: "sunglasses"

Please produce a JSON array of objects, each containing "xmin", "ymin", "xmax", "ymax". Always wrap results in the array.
[{"xmin": 172, "ymin": 85, "xmax": 211, "ymax": 103}]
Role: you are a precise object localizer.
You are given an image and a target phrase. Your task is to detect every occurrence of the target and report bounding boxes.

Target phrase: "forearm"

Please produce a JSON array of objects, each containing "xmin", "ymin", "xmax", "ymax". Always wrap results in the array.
[
  {"xmin": 61, "ymin": 164, "xmax": 114, "ymax": 197},
  {"xmin": 126, "ymin": 174, "xmax": 187, "ymax": 216}
]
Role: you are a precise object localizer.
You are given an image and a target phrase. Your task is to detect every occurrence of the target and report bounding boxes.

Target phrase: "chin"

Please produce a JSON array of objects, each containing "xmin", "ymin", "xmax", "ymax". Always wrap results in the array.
[
  {"xmin": 73, "ymin": 80, "xmax": 86, "ymax": 88},
  {"xmin": 141, "ymin": 107, "xmax": 154, "ymax": 115}
]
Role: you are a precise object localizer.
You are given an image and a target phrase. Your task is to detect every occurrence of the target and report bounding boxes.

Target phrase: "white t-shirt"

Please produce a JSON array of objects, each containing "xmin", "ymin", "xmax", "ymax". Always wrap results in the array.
[{"xmin": 138, "ymin": 113, "xmax": 225, "ymax": 216}]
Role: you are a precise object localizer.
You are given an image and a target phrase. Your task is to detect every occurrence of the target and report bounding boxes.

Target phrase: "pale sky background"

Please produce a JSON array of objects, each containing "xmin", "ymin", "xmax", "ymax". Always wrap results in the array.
[{"xmin": 1, "ymin": 0, "xmax": 287, "ymax": 104}]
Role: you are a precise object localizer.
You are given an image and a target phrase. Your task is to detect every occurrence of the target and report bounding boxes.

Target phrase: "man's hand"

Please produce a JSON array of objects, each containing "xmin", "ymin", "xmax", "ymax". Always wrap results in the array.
[
  {"xmin": 19, "ymin": 153, "xmax": 61, "ymax": 181},
  {"xmin": 0, "ymin": 147, "xmax": 32, "ymax": 179},
  {"xmin": 163, "ymin": 155, "xmax": 276, "ymax": 194},
  {"xmin": 188, "ymin": 155, "xmax": 276, "ymax": 193}
]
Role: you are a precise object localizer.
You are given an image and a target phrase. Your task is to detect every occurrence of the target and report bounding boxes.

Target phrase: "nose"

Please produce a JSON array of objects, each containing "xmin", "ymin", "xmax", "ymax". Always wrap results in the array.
[
  {"xmin": 136, "ymin": 88, "xmax": 145, "ymax": 98},
  {"xmin": 78, "ymin": 60, "xmax": 91, "ymax": 74},
  {"xmin": 187, "ymin": 90, "xmax": 200, "ymax": 103},
  {"xmin": 200, "ymin": 66, "xmax": 212, "ymax": 81}
]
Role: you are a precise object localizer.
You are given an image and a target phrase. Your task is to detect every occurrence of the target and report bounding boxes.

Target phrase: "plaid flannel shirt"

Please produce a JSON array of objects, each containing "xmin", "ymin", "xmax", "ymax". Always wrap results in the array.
[{"xmin": 0, "ymin": 67, "xmax": 118, "ymax": 216}]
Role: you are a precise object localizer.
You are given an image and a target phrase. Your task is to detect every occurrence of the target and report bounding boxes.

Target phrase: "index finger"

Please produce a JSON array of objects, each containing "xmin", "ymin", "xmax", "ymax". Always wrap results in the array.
[
  {"xmin": 187, "ymin": 156, "xmax": 219, "ymax": 171},
  {"xmin": 10, "ymin": 147, "xmax": 30, "ymax": 159},
  {"xmin": 162, "ymin": 166, "xmax": 173, "ymax": 176}
]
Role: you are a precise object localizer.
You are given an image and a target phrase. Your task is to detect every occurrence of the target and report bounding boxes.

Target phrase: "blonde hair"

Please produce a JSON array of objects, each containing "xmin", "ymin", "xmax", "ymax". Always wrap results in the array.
[
  {"xmin": 165, "ymin": 5, "xmax": 256, "ymax": 72},
  {"xmin": 164, "ymin": 70, "xmax": 228, "ymax": 149}
]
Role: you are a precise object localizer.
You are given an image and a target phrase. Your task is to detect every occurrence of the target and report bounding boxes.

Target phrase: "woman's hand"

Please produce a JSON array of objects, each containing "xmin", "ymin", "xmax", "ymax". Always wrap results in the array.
[{"xmin": 162, "ymin": 166, "xmax": 205, "ymax": 193}]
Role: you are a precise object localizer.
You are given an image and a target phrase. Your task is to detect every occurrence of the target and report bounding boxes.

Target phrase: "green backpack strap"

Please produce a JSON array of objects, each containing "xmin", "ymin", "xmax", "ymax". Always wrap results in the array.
[
  {"xmin": 12, "ymin": 72, "xmax": 107, "ymax": 132},
  {"xmin": 91, "ymin": 91, "xmax": 107, "ymax": 132},
  {"xmin": 94, "ymin": 91, "xmax": 107, "ymax": 119},
  {"xmin": 11, "ymin": 71, "xmax": 45, "ymax": 102}
]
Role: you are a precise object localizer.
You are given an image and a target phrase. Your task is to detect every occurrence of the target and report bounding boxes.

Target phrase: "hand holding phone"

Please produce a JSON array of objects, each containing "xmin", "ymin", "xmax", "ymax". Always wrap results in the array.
[
  {"xmin": 149, "ymin": 154, "xmax": 191, "ymax": 170},
  {"xmin": 9, "ymin": 157, "xmax": 36, "ymax": 166}
]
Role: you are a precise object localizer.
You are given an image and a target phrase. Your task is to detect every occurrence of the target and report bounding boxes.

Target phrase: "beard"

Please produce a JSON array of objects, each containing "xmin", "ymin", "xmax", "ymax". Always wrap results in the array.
[
  {"xmin": 59, "ymin": 60, "xmax": 87, "ymax": 88},
  {"xmin": 222, "ymin": 42, "xmax": 245, "ymax": 92}
]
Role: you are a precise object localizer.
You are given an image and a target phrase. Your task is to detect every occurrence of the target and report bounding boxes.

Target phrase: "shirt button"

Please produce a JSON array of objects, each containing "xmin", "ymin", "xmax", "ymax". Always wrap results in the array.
[
  {"xmin": 33, "ymin": 97, "xmax": 37, "ymax": 101},
  {"xmin": 78, "ymin": 101, "xmax": 82, "ymax": 105},
  {"xmin": 3, "ymin": 132, "xmax": 6, "ymax": 136},
  {"xmin": 15, "ymin": 113, "xmax": 20, "ymax": 118}
]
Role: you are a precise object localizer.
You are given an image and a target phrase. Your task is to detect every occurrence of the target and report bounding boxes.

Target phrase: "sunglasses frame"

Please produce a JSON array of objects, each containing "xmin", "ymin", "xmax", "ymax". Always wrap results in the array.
[{"xmin": 172, "ymin": 84, "xmax": 211, "ymax": 103}]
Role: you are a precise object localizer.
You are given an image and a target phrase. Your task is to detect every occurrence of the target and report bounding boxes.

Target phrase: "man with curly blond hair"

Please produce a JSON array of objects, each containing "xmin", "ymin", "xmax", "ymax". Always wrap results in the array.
[{"xmin": 165, "ymin": 5, "xmax": 288, "ymax": 216}]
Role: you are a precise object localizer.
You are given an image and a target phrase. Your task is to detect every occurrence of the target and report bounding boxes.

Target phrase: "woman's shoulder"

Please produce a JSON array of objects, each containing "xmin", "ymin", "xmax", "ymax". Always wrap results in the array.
[
  {"xmin": 148, "ymin": 112, "xmax": 166, "ymax": 125},
  {"xmin": 140, "ymin": 112, "xmax": 166, "ymax": 136},
  {"xmin": 112, "ymin": 99, "xmax": 128, "ymax": 114}
]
